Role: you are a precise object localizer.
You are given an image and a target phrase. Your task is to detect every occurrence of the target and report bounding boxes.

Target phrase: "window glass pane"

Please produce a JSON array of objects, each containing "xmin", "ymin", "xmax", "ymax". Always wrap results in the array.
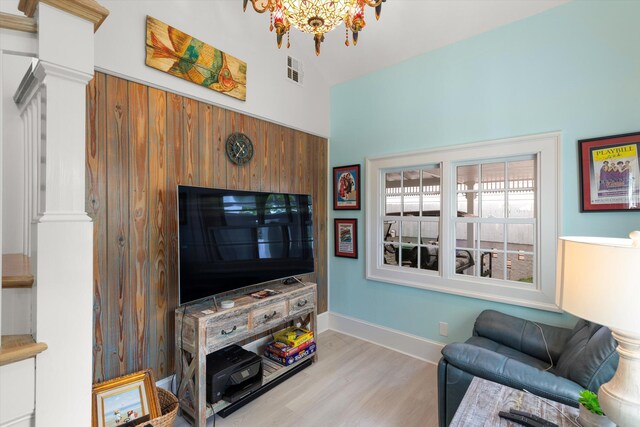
[
  {"xmin": 422, "ymin": 195, "xmax": 440, "ymax": 213},
  {"xmin": 508, "ymin": 191, "xmax": 534, "ymax": 218},
  {"xmin": 398, "ymin": 245, "xmax": 418, "ymax": 269},
  {"xmin": 403, "ymin": 194, "xmax": 420, "ymax": 215},
  {"xmin": 508, "ymin": 159, "xmax": 535, "ymax": 189},
  {"xmin": 481, "ymin": 251, "xmax": 504, "ymax": 280},
  {"xmin": 454, "ymin": 249, "xmax": 475, "ymax": 276},
  {"xmin": 481, "ymin": 191, "xmax": 505, "ymax": 218},
  {"xmin": 402, "ymin": 170, "xmax": 420, "ymax": 214},
  {"xmin": 457, "ymin": 165, "xmax": 479, "ymax": 191},
  {"xmin": 420, "ymin": 221, "xmax": 439, "ymax": 243},
  {"xmin": 383, "ymin": 221, "xmax": 398, "ymax": 242},
  {"xmin": 400, "ymin": 221, "xmax": 419, "ymax": 244},
  {"xmin": 422, "ymin": 167, "xmax": 441, "ymax": 213},
  {"xmin": 385, "ymin": 172, "xmax": 401, "ymax": 192},
  {"xmin": 480, "ymin": 224, "xmax": 504, "ymax": 251},
  {"xmin": 383, "ymin": 243, "xmax": 398, "ymax": 266},
  {"xmin": 481, "ymin": 163, "xmax": 505, "ymax": 191},
  {"xmin": 457, "ymin": 192, "xmax": 478, "ymax": 217},
  {"xmin": 385, "ymin": 195, "xmax": 401, "ymax": 216},
  {"xmin": 385, "ymin": 172, "xmax": 401, "ymax": 215},
  {"xmin": 507, "ymin": 224, "xmax": 534, "ymax": 252},
  {"xmin": 507, "ymin": 253, "xmax": 533, "ymax": 283},
  {"xmin": 455, "ymin": 222, "xmax": 476, "ymax": 249},
  {"xmin": 421, "ymin": 244, "xmax": 439, "ymax": 272},
  {"xmin": 402, "ymin": 170, "xmax": 420, "ymax": 193}
]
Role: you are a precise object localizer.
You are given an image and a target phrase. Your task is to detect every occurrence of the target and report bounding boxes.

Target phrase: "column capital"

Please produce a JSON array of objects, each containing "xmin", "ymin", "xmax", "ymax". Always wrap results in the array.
[
  {"xmin": 18, "ymin": 0, "xmax": 109, "ymax": 31},
  {"xmin": 14, "ymin": 60, "xmax": 93, "ymax": 110}
]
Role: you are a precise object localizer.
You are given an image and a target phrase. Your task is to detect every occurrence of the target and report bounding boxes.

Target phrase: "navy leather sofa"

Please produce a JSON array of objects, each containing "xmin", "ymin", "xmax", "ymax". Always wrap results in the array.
[{"xmin": 437, "ymin": 310, "xmax": 619, "ymax": 427}]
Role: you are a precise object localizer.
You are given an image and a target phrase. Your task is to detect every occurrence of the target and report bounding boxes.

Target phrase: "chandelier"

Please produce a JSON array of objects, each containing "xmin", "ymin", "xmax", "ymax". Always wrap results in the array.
[{"xmin": 243, "ymin": 0, "xmax": 386, "ymax": 56}]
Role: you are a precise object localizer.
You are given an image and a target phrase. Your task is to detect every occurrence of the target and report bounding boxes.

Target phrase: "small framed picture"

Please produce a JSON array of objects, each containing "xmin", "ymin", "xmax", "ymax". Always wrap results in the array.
[
  {"xmin": 335, "ymin": 218, "xmax": 358, "ymax": 258},
  {"xmin": 92, "ymin": 369, "xmax": 161, "ymax": 427},
  {"xmin": 333, "ymin": 164, "xmax": 361, "ymax": 210},
  {"xmin": 579, "ymin": 132, "xmax": 640, "ymax": 212}
]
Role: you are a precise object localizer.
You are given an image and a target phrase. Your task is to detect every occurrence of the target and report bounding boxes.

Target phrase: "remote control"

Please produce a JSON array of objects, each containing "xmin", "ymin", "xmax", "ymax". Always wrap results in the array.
[
  {"xmin": 510, "ymin": 409, "xmax": 559, "ymax": 427},
  {"xmin": 498, "ymin": 411, "xmax": 546, "ymax": 427}
]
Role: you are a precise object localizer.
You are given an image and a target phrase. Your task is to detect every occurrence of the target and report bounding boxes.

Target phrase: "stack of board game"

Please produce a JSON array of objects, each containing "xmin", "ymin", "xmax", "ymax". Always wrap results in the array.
[{"xmin": 263, "ymin": 326, "xmax": 316, "ymax": 366}]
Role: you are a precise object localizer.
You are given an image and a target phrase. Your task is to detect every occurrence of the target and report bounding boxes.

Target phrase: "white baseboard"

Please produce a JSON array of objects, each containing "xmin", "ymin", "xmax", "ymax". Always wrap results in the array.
[
  {"xmin": 156, "ymin": 375, "xmax": 175, "ymax": 394},
  {"xmin": 327, "ymin": 312, "xmax": 445, "ymax": 364},
  {"xmin": 317, "ymin": 311, "xmax": 329, "ymax": 333}
]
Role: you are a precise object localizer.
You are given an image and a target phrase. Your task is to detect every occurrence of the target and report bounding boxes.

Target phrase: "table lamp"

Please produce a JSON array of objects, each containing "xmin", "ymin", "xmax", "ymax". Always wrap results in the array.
[{"xmin": 557, "ymin": 231, "xmax": 640, "ymax": 427}]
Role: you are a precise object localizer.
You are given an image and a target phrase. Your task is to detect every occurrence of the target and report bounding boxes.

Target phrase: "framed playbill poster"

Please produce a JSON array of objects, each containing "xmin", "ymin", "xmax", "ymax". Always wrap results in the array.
[
  {"xmin": 334, "ymin": 218, "xmax": 358, "ymax": 258},
  {"xmin": 333, "ymin": 164, "xmax": 361, "ymax": 210},
  {"xmin": 579, "ymin": 132, "xmax": 640, "ymax": 212}
]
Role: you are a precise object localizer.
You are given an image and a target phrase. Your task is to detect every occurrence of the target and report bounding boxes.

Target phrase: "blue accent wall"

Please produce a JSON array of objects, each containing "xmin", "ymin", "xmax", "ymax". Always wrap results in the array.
[{"xmin": 329, "ymin": 1, "xmax": 640, "ymax": 344}]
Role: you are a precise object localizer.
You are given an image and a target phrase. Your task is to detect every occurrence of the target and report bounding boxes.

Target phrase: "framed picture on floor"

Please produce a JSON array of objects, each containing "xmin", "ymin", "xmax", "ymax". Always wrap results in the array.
[
  {"xmin": 579, "ymin": 132, "xmax": 640, "ymax": 212},
  {"xmin": 335, "ymin": 218, "xmax": 358, "ymax": 258},
  {"xmin": 333, "ymin": 164, "xmax": 361, "ymax": 210},
  {"xmin": 92, "ymin": 369, "xmax": 161, "ymax": 427}
]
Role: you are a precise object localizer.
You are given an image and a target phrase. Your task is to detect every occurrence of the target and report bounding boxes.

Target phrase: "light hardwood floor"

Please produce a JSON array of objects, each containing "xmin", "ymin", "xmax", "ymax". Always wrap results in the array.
[{"xmin": 175, "ymin": 330, "xmax": 439, "ymax": 427}]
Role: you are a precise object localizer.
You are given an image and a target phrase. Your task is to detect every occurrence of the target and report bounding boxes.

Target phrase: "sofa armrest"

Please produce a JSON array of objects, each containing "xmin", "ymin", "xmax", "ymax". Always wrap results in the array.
[
  {"xmin": 473, "ymin": 310, "xmax": 573, "ymax": 363},
  {"xmin": 442, "ymin": 342, "xmax": 582, "ymax": 407}
]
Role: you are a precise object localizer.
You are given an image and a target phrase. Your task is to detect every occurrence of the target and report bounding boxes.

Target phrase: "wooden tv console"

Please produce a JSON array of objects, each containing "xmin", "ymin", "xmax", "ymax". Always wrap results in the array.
[{"xmin": 176, "ymin": 281, "xmax": 317, "ymax": 427}]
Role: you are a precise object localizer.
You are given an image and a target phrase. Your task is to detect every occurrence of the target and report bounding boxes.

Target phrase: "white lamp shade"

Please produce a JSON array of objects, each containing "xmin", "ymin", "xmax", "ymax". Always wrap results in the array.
[{"xmin": 558, "ymin": 235, "xmax": 640, "ymax": 335}]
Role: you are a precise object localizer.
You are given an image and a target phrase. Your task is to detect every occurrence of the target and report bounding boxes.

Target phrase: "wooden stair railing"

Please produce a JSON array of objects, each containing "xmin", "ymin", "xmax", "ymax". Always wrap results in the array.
[
  {"xmin": 1, "ymin": 254, "xmax": 46, "ymax": 365},
  {"xmin": 2, "ymin": 254, "xmax": 34, "ymax": 289},
  {"xmin": 0, "ymin": 12, "xmax": 37, "ymax": 33},
  {"xmin": 0, "ymin": 335, "xmax": 47, "ymax": 366}
]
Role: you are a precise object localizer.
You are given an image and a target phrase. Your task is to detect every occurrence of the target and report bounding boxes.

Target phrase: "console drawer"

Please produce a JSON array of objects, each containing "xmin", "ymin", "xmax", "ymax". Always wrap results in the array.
[
  {"xmin": 289, "ymin": 291, "xmax": 314, "ymax": 316},
  {"xmin": 251, "ymin": 301, "xmax": 287, "ymax": 329},
  {"xmin": 206, "ymin": 312, "xmax": 249, "ymax": 349}
]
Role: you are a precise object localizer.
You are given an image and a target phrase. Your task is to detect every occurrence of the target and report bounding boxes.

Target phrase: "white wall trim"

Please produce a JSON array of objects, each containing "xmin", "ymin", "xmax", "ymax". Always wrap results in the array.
[
  {"xmin": 328, "ymin": 312, "xmax": 445, "ymax": 364},
  {"xmin": 317, "ymin": 311, "xmax": 329, "ymax": 333},
  {"xmin": 365, "ymin": 131, "xmax": 562, "ymax": 312}
]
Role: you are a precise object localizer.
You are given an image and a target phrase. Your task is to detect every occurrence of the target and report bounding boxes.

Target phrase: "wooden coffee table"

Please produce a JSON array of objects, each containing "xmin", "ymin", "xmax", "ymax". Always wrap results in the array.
[{"xmin": 450, "ymin": 377, "xmax": 580, "ymax": 426}]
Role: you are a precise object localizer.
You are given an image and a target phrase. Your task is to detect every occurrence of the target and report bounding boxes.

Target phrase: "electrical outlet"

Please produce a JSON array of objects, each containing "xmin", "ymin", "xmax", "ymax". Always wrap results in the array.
[{"xmin": 439, "ymin": 322, "xmax": 448, "ymax": 337}]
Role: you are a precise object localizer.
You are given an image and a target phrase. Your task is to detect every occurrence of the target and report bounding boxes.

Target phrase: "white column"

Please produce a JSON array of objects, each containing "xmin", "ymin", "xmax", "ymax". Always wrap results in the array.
[{"xmin": 28, "ymin": 3, "xmax": 95, "ymax": 426}]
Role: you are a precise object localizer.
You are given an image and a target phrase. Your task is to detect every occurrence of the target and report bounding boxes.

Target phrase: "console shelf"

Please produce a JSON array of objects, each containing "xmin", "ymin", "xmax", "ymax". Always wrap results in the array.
[
  {"xmin": 202, "ymin": 354, "xmax": 314, "ymax": 418},
  {"xmin": 176, "ymin": 282, "xmax": 317, "ymax": 427}
]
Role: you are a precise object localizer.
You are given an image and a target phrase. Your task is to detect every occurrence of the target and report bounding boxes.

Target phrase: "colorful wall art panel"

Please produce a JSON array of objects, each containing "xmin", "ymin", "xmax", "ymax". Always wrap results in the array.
[{"xmin": 145, "ymin": 16, "xmax": 247, "ymax": 101}]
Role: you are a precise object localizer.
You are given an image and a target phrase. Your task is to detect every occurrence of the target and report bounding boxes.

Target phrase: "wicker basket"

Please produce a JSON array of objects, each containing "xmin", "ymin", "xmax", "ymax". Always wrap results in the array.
[{"xmin": 147, "ymin": 387, "xmax": 179, "ymax": 427}]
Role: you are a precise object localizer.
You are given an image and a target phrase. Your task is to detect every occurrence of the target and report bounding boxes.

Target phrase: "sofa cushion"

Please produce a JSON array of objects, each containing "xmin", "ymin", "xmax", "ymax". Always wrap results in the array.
[
  {"xmin": 472, "ymin": 310, "xmax": 572, "ymax": 363},
  {"xmin": 553, "ymin": 320, "xmax": 618, "ymax": 391},
  {"xmin": 441, "ymin": 342, "xmax": 583, "ymax": 407},
  {"xmin": 465, "ymin": 336, "xmax": 552, "ymax": 371}
]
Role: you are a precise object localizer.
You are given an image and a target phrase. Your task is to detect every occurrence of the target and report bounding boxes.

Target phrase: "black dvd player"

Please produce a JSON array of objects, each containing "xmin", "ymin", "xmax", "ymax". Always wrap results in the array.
[{"xmin": 206, "ymin": 345, "xmax": 263, "ymax": 404}]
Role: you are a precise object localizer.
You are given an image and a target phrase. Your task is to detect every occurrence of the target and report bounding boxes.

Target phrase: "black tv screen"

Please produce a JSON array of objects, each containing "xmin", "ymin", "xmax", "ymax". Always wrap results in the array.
[{"xmin": 178, "ymin": 185, "xmax": 314, "ymax": 305}]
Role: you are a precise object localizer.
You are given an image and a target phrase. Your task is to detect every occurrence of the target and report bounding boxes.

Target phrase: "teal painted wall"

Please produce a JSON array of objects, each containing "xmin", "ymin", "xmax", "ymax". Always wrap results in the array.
[{"xmin": 329, "ymin": 0, "xmax": 640, "ymax": 344}]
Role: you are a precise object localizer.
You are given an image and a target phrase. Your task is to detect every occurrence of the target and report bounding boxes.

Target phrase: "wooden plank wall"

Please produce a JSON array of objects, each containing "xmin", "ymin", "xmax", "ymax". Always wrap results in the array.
[{"xmin": 86, "ymin": 72, "xmax": 328, "ymax": 382}]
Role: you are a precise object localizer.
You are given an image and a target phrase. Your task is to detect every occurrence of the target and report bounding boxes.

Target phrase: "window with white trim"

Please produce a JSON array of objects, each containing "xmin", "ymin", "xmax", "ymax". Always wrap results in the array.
[{"xmin": 366, "ymin": 133, "xmax": 560, "ymax": 311}]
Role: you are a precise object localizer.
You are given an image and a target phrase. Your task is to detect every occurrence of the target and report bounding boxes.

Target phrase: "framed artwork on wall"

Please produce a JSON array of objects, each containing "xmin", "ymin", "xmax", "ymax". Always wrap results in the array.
[
  {"xmin": 92, "ymin": 370, "xmax": 161, "ymax": 427},
  {"xmin": 579, "ymin": 132, "xmax": 640, "ymax": 212},
  {"xmin": 333, "ymin": 164, "xmax": 361, "ymax": 210},
  {"xmin": 335, "ymin": 218, "xmax": 358, "ymax": 258}
]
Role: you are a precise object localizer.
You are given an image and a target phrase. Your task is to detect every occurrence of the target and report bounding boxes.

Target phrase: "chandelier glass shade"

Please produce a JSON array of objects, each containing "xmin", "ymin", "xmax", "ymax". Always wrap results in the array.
[{"xmin": 243, "ymin": 0, "xmax": 385, "ymax": 55}]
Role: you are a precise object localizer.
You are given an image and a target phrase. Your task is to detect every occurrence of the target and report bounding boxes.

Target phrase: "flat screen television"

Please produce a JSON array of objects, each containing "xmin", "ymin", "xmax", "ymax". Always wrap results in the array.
[{"xmin": 178, "ymin": 185, "xmax": 314, "ymax": 305}]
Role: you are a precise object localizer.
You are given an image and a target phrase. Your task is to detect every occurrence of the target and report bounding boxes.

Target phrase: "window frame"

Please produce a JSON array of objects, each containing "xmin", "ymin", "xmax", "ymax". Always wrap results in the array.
[{"xmin": 365, "ymin": 132, "xmax": 561, "ymax": 311}]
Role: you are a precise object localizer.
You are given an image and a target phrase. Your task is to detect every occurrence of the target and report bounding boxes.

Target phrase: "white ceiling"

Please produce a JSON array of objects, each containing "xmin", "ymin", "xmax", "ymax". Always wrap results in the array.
[{"xmin": 275, "ymin": 0, "xmax": 570, "ymax": 86}]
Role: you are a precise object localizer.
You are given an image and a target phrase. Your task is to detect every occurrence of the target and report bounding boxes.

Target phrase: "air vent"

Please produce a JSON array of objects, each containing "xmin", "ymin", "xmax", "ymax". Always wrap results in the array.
[{"xmin": 287, "ymin": 56, "xmax": 303, "ymax": 85}]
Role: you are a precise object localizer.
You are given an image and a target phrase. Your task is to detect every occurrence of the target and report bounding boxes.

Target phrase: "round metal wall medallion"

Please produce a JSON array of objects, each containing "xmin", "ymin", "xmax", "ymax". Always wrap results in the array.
[{"xmin": 225, "ymin": 132, "xmax": 254, "ymax": 165}]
